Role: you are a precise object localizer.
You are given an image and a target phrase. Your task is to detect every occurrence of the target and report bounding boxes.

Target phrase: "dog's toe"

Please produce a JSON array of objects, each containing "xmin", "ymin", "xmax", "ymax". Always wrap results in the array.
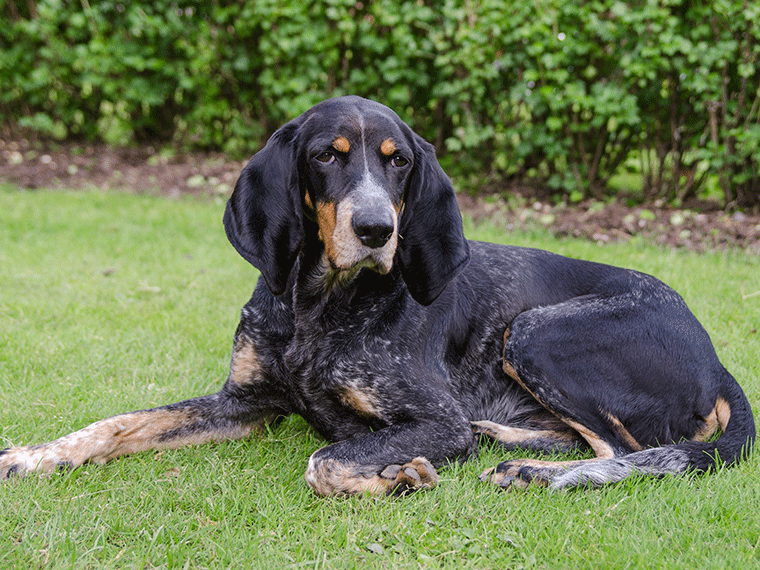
[
  {"xmin": 383, "ymin": 457, "xmax": 439, "ymax": 496},
  {"xmin": 3, "ymin": 464, "xmax": 20, "ymax": 479},
  {"xmin": 1, "ymin": 449, "xmax": 22, "ymax": 479},
  {"xmin": 478, "ymin": 465, "xmax": 495, "ymax": 482},
  {"xmin": 55, "ymin": 460, "xmax": 75, "ymax": 473},
  {"xmin": 480, "ymin": 460, "xmax": 550, "ymax": 490}
]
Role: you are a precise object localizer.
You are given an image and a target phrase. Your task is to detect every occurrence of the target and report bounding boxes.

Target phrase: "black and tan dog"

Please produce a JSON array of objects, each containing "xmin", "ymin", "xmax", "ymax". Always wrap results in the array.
[{"xmin": 1, "ymin": 96, "xmax": 755, "ymax": 495}]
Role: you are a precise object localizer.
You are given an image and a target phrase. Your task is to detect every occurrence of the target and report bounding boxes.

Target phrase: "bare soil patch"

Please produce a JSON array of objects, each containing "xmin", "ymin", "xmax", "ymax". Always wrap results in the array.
[{"xmin": 3, "ymin": 139, "xmax": 759, "ymax": 254}]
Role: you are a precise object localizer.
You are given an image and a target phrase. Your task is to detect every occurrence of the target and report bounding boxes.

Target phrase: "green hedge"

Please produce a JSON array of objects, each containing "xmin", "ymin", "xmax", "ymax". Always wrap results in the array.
[{"xmin": 2, "ymin": 0, "xmax": 758, "ymax": 206}]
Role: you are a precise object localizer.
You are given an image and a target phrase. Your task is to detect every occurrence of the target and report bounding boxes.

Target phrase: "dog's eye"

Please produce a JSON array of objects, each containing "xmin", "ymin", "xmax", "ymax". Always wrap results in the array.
[
  {"xmin": 391, "ymin": 155, "xmax": 409, "ymax": 168},
  {"xmin": 315, "ymin": 151, "xmax": 336, "ymax": 164}
]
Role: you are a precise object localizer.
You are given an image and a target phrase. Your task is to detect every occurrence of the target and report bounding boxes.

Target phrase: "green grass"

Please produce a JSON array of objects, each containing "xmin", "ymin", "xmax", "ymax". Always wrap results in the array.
[{"xmin": 1, "ymin": 186, "xmax": 759, "ymax": 569}]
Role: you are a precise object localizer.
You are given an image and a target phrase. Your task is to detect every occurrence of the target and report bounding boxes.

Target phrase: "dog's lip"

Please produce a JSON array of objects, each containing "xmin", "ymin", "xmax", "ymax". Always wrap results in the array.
[
  {"xmin": 364, "ymin": 242, "xmax": 397, "ymax": 274},
  {"xmin": 371, "ymin": 257, "xmax": 393, "ymax": 274},
  {"xmin": 337, "ymin": 254, "xmax": 393, "ymax": 274},
  {"xmin": 325, "ymin": 246, "xmax": 396, "ymax": 278}
]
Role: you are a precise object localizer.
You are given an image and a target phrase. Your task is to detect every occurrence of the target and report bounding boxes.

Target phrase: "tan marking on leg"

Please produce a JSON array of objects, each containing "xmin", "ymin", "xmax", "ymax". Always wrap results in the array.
[
  {"xmin": 605, "ymin": 413, "xmax": 643, "ymax": 451},
  {"xmin": 1, "ymin": 408, "xmax": 269, "ymax": 478},
  {"xmin": 693, "ymin": 397, "xmax": 731, "ymax": 441},
  {"xmin": 504, "ymin": 355, "xmax": 615, "ymax": 459},
  {"xmin": 380, "ymin": 138, "xmax": 396, "ymax": 156},
  {"xmin": 471, "ymin": 420, "xmax": 577, "ymax": 447},
  {"xmin": 694, "ymin": 407, "xmax": 719, "ymax": 441},
  {"xmin": 228, "ymin": 336, "xmax": 262, "ymax": 386},
  {"xmin": 503, "ymin": 360, "xmax": 520, "ymax": 381},
  {"xmin": 562, "ymin": 418, "xmax": 616, "ymax": 459},
  {"xmin": 487, "ymin": 457, "xmax": 588, "ymax": 472},
  {"xmin": 478, "ymin": 371, "xmax": 617, "ymax": 490},
  {"xmin": 492, "ymin": 327, "xmax": 625, "ymax": 489},
  {"xmin": 480, "ymin": 457, "xmax": 599, "ymax": 489},
  {"xmin": 499, "ymin": 344, "xmax": 616, "ymax": 460},
  {"xmin": 305, "ymin": 453, "xmax": 438, "ymax": 497},
  {"xmin": 502, "ymin": 327, "xmax": 520, "ymax": 380},
  {"xmin": 716, "ymin": 397, "xmax": 731, "ymax": 431},
  {"xmin": 332, "ymin": 136, "xmax": 350, "ymax": 153}
]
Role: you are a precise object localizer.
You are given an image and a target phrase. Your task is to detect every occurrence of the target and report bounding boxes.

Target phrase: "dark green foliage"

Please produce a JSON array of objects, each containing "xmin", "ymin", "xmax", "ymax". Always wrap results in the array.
[{"xmin": 2, "ymin": 0, "xmax": 758, "ymax": 206}]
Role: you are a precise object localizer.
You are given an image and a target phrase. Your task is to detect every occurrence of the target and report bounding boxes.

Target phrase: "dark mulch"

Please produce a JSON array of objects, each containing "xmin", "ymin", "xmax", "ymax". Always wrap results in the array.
[{"xmin": 2, "ymin": 138, "xmax": 759, "ymax": 254}]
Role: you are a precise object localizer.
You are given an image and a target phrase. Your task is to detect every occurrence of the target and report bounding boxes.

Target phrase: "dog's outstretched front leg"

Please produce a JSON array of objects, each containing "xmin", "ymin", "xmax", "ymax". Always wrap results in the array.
[
  {"xmin": 0, "ymin": 391, "xmax": 279, "ymax": 478},
  {"xmin": 1, "ymin": 330, "xmax": 287, "ymax": 479}
]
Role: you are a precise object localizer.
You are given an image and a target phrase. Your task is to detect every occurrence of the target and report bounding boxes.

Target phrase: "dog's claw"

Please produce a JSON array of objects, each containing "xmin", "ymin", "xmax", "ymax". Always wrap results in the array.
[
  {"xmin": 402, "ymin": 466, "xmax": 422, "ymax": 485},
  {"xmin": 478, "ymin": 466, "xmax": 495, "ymax": 482},
  {"xmin": 380, "ymin": 464, "xmax": 401, "ymax": 479},
  {"xmin": 480, "ymin": 462, "xmax": 537, "ymax": 490}
]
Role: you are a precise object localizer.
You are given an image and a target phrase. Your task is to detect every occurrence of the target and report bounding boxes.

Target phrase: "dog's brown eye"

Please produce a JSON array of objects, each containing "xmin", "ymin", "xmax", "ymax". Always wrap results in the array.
[
  {"xmin": 315, "ymin": 151, "xmax": 335, "ymax": 164},
  {"xmin": 392, "ymin": 155, "xmax": 409, "ymax": 168}
]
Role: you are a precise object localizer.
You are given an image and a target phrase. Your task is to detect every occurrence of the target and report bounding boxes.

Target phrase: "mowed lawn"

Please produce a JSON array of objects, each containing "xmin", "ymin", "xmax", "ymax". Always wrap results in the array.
[{"xmin": 1, "ymin": 186, "xmax": 759, "ymax": 569}]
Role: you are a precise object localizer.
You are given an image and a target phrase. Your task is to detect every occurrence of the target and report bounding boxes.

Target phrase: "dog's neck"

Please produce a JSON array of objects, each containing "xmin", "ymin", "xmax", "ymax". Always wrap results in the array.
[
  {"xmin": 288, "ymin": 242, "xmax": 403, "ymax": 325},
  {"xmin": 282, "ymin": 247, "xmax": 404, "ymax": 385}
]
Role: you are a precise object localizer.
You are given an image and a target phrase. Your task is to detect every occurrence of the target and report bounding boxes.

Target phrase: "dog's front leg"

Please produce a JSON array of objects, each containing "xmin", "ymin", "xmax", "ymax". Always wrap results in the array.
[
  {"xmin": 0, "ymin": 389, "xmax": 281, "ymax": 479},
  {"xmin": 304, "ymin": 418, "xmax": 475, "ymax": 497},
  {"xmin": 1, "ymin": 330, "xmax": 288, "ymax": 478}
]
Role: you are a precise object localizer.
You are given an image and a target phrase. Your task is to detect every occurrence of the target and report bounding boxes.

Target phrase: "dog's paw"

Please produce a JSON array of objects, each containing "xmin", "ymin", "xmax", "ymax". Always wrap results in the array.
[
  {"xmin": 305, "ymin": 452, "xmax": 439, "ymax": 497},
  {"xmin": 379, "ymin": 457, "xmax": 439, "ymax": 496},
  {"xmin": 0, "ymin": 449, "xmax": 21, "ymax": 479},
  {"xmin": 479, "ymin": 459, "xmax": 552, "ymax": 490},
  {"xmin": 0, "ymin": 447, "xmax": 75, "ymax": 479}
]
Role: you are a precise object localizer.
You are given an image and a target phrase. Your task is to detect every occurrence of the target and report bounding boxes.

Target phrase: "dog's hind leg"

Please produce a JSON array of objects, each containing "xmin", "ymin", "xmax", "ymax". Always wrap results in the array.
[
  {"xmin": 471, "ymin": 420, "xmax": 587, "ymax": 455},
  {"xmin": 475, "ymin": 418, "xmax": 620, "ymax": 490},
  {"xmin": 481, "ymin": 281, "xmax": 745, "ymax": 490}
]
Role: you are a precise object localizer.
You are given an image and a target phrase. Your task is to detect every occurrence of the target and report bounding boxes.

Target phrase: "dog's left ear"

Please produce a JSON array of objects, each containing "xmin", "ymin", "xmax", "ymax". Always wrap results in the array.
[
  {"xmin": 223, "ymin": 120, "xmax": 304, "ymax": 296},
  {"xmin": 397, "ymin": 136, "xmax": 470, "ymax": 305}
]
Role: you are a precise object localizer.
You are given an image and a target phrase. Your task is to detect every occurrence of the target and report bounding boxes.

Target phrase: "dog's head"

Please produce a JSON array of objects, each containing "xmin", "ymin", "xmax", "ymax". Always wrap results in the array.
[{"xmin": 224, "ymin": 96, "xmax": 470, "ymax": 305}]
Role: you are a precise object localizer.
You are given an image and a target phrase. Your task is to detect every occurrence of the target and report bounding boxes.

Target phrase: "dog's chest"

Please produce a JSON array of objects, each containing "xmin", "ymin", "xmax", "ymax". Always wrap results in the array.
[
  {"xmin": 286, "ymin": 332, "xmax": 398, "ymax": 438},
  {"xmin": 287, "ymin": 294, "xmax": 415, "ymax": 424},
  {"xmin": 290, "ymin": 312, "xmax": 394, "ymax": 386}
]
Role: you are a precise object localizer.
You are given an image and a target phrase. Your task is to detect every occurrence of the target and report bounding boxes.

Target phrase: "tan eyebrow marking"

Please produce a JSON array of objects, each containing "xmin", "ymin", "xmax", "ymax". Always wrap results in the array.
[
  {"xmin": 332, "ymin": 136, "xmax": 350, "ymax": 153},
  {"xmin": 380, "ymin": 139, "xmax": 396, "ymax": 156}
]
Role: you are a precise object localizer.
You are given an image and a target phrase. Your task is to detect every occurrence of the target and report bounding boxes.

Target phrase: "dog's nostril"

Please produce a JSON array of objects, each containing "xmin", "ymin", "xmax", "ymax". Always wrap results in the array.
[
  {"xmin": 353, "ymin": 216, "xmax": 394, "ymax": 249},
  {"xmin": 355, "ymin": 224, "xmax": 393, "ymax": 248}
]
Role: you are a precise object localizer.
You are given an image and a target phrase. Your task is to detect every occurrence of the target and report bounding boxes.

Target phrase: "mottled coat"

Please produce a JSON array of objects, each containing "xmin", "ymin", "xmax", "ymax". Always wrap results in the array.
[{"xmin": 1, "ymin": 97, "xmax": 754, "ymax": 496}]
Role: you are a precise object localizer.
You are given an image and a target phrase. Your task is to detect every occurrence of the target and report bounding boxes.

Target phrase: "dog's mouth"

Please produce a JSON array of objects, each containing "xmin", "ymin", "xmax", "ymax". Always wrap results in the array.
[
  {"xmin": 316, "ymin": 245, "xmax": 396, "ymax": 293},
  {"xmin": 326, "ymin": 234, "xmax": 398, "ymax": 275},
  {"xmin": 317, "ymin": 198, "xmax": 399, "ymax": 276}
]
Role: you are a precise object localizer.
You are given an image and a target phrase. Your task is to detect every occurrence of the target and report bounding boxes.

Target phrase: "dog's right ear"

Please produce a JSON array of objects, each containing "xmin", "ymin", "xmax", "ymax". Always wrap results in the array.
[{"xmin": 224, "ymin": 120, "xmax": 304, "ymax": 296}]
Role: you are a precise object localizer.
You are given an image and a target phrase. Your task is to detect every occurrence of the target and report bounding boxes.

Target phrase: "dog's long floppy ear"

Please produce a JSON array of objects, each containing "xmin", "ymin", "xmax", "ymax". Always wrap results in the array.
[
  {"xmin": 397, "ymin": 135, "xmax": 470, "ymax": 306},
  {"xmin": 223, "ymin": 120, "xmax": 304, "ymax": 296}
]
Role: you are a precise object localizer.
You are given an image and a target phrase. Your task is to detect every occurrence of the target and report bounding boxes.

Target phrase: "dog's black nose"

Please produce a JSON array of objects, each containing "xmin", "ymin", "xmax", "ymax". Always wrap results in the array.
[{"xmin": 352, "ymin": 211, "xmax": 394, "ymax": 249}]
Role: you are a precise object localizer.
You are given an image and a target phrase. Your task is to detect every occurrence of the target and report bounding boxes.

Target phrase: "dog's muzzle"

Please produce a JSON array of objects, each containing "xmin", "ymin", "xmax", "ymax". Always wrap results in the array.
[{"xmin": 351, "ymin": 203, "xmax": 395, "ymax": 249}]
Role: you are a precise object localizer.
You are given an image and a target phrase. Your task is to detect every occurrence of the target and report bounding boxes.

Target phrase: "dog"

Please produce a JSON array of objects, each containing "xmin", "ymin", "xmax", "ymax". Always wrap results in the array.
[{"xmin": 1, "ymin": 96, "xmax": 755, "ymax": 495}]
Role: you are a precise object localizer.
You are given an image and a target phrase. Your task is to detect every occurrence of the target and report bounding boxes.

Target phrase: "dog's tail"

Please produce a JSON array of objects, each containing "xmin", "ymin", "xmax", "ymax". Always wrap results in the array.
[{"xmin": 552, "ymin": 367, "xmax": 756, "ymax": 489}]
